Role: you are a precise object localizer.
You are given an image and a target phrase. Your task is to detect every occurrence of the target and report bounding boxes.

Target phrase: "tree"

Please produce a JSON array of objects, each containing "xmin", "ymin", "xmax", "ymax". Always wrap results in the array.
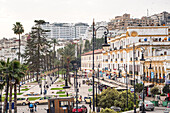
[
  {"xmin": 83, "ymin": 40, "xmax": 91, "ymax": 52},
  {"xmin": 163, "ymin": 85, "xmax": 170, "ymax": 94},
  {"xmin": 98, "ymin": 87, "xmax": 138, "ymax": 111},
  {"xmin": 151, "ymin": 86, "xmax": 159, "ymax": 97},
  {"xmin": 100, "ymin": 108, "xmax": 116, "ymax": 113},
  {"xmin": 98, "ymin": 87, "xmax": 119, "ymax": 108},
  {"xmin": 135, "ymin": 83, "xmax": 143, "ymax": 93},
  {"xmin": 12, "ymin": 22, "xmax": 24, "ymax": 62},
  {"xmin": 57, "ymin": 43, "xmax": 75, "ymax": 83},
  {"xmin": 23, "ymin": 20, "xmax": 51, "ymax": 81}
]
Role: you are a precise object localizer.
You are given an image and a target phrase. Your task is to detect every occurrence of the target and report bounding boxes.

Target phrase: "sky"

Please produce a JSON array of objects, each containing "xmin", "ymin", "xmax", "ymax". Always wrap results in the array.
[{"xmin": 0, "ymin": 0, "xmax": 170, "ymax": 39}]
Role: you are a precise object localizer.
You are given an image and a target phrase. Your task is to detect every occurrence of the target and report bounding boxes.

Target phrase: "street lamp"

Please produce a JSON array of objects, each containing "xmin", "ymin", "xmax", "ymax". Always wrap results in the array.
[
  {"xmin": 0, "ymin": 75, "xmax": 4, "ymax": 113},
  {"xmin": 92, "ymin": 19, "xmax": 110, "ymax": 112},
  {"xmin": 119, "ymin": 65, "xmax": 128, "ymax": 108},
  {"xmin": 63, "ymin": 73, "xmax": 70, "ymax": 89},
  {"xmin": 74, "ymin": 63, "xmax": 78, "ymax": 113},
  {"xmin": 140, "ymin": 48, "xmax": 153, "ymax": 113}
]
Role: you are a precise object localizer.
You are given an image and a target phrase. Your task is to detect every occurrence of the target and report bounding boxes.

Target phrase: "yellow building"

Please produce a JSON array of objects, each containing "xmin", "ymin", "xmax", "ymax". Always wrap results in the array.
[{"xmin": 104, "ymin": 26, "xmax": 170, "ymax": 85}]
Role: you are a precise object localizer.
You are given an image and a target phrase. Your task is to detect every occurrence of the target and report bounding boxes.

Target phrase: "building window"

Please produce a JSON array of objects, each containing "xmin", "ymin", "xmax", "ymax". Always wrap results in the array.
[{"xmin": 59, "ymin": 101, "xmax": 68, "ymax": 107}]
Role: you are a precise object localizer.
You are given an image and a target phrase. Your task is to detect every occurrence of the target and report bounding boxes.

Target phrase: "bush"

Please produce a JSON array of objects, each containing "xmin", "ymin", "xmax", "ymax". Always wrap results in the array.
[
  {"xmin": 160, "ymin": 93, "xmax": 166, "ymax": 96},
  {"xmin": 151, "ymin": 86, "xmax": 159, "ymax": 96},
  {"xmin": 100, "ymin": 108, "xmax": 116, "ymax": 113}
]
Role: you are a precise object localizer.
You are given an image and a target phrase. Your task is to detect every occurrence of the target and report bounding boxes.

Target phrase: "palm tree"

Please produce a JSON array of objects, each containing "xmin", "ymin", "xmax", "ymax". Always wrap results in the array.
[
  {"xmin": 58, "ymin": 44, "xmax": 75, "ymax": 83},
  {"xmin": 0, "ymin": 59, "xmax": 12, "ymax": 113},
  {"xmin": 12, "ymin": 22, "xmax": 24, "ymax": 62},
  {"xmin": 13, "ymin": 62, "xmax": 27, "ymax": 113}
]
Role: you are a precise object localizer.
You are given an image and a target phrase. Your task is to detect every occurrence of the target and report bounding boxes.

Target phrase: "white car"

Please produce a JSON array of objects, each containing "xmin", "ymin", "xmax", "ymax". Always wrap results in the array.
[{"xmin": 139, "ymin": 101, "xmax": 154, "ymax": 111}]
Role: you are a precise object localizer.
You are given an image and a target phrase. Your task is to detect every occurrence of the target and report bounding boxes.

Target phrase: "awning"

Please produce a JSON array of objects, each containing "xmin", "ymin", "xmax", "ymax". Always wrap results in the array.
[
  {"xmin": 144, "ymin": 83, "xmax": 153, "ymax": 87},
  {"xmin": 115, "ymin": 87, "xmax": 127, "ymax": 90}
]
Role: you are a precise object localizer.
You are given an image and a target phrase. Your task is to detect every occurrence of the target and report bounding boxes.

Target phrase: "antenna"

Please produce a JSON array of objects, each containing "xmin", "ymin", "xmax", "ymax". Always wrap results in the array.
[{"xmin": 147, "ymin": 9, "xmax": 149, "ymax": 17}]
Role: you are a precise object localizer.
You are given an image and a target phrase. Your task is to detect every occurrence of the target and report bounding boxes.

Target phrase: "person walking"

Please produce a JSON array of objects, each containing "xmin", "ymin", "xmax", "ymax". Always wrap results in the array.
[
  {"xmin": 79, "ymin": 82, "xmax": 81, "ymax": 87},
  {"xmin": 29, "ymin": 103, "xmax": 34, "ymax": 113},
  {"xmin": 34, "ymin": 102, "xmax": 37, "ymax": 112}
]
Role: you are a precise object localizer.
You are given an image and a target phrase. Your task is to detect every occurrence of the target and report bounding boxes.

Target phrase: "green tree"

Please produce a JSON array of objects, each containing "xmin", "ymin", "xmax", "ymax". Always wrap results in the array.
[
  {"xmin": 163, "ymin": 85, "xmax": 170, "ymax": 94},
  {"xmin": 135, "ymin": 83, "xmax": 143, "ymax": 93},
  {"xmin": 100, "ymin": 108, "xmax": 116, "ymax": 113},
  {"xmin": 12, "ymin": 22, "xmax": 24, "ymax": 62},
  {"xmin": 98, "ymin": 87, "xmax": 119, "ymax": 108},
  {"xmin": 83, "ymin": 40, "xmax": 91, "ymax": 52},
  {"xmin": 57, "ymin": 43, "xmax": 75, "ymax": 83},
  {"xmin": 151, "ymin": 86, "xmax": 159, "ymax": 97},
  {"xmin": 23, "ymin": 20, "xmax": 51, "ymax": 81}
]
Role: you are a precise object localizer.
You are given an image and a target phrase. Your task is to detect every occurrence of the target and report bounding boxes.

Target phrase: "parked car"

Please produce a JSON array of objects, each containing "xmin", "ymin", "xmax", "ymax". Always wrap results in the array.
[
  {"xmin": 35, "ymin": 96, "xmax": 51, "ymax": 105},
  {"xmin": 72, "ymin": 105, "xmax": 87, "ymax": 113},
  {"xmin": 110, "ymin": 106, "xmax": 121, "ymax": 112},
  {"xmin": 84, "ymin": 97, "xmax": 91, "ymax": 104},
  {"xmin": 74, "ymin": 95, "xmax": 82, "ymax": 103},
  {"xmin": 16, "ymin": 98, "xmax": 29, "ymax": 106},
  {"xmin": 164, "ymin": 108, "xmax": 170, "ymax": 113},
  {"xmin": 139, "ymin": 101, "xmax": 154, "ymax": 111},
  {"xmin": 167, "ymin": 103, "xmax": 170, "ymax": 108}
]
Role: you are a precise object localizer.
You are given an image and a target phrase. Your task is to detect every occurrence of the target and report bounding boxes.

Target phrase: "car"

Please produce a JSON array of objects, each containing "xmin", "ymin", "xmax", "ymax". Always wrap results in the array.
[
  {"xmin": 17, "ymin": 98, "xmax": 29, "ymax": 105},
  {"xmin": 72, "ymin": 105, "xmax": 87, "ymax": 113},
  {"xmin": 84, "ymin": 97, "xmax": 91, "ymax": 104},
  {"xmin": 35, "ymin": 96, "xmax": 51, "ymax": 105},
  {"xmin": 139, "ymin": 101, "xmax": 154, "ymax": 111},
  {"xmin": 164, "ymin": 108, "xmax": 170, "ymax": 113},
  {"xmin": 74, "ymin": 95, "xmax": 82, "ymax": 103},
  {"xmin": 110, "ymin": 106, "xmax": 121, "ymax": 112},
  {"xmin": 167, "ymin": 103, "xmax": 170, "ymax": 108}
]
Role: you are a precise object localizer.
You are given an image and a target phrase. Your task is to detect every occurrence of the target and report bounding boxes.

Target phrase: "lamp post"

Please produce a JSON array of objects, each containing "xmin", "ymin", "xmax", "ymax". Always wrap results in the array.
[
  {"xmin": 133, "ymin": 44, "xmax": 137, "ymax": 113},
  {"xmin": 0, "ymin": 76, "xmax": 4, "ymax": 113},
  {"xmin": 62, "ymin": 56, "xmax": 64, "ymax": 79},
  {"xmin": 74, "ymin": 63, "xmax": 78, "ymax": 113},
  {"xmin": 92, "ymin": 19, "xmax": 109, "ymax": 112},
  {"xmin": 119, "ymin": 65, "xmax": 128, "ymax": 108},
  {"xmin": 140, "ymin": 48, "xmax": 152, "ymax": 113}
]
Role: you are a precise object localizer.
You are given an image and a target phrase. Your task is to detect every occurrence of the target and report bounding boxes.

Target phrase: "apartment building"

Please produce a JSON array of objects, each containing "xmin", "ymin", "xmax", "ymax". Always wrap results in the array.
[
  {"xmin": 81, "ymin": 49, "xmax": 103, "ymax": 76},
  {"xmin": 108, "ymin": 13, "xmax": 154, "ymax": 30},
  {"xmin": 81, "ymin": 26, "xmax": 170, "ymax": 86},
  {"xmin": 41, "ymin": 22, "xmax": 89, "ymax": 40},
  {"xmin": 0, "ymin": 37, "xmax": 27, "ymax": 62},
  {"xmin": 150, "ymin": 11, "xmax": 170, "ymax": 26}
]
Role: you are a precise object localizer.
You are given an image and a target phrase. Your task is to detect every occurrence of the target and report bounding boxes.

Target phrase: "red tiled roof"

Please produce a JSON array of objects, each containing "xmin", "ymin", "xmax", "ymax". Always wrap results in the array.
[{"xmin": 82, "ymin": 49, "xmax": 103, "ymax": 56}]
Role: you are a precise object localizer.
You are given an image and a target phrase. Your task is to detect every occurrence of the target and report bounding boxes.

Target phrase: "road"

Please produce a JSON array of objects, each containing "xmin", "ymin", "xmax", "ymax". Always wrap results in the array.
[{"xmin": 145, "ymin": 107, "xmax": 165, "ymax": 113}]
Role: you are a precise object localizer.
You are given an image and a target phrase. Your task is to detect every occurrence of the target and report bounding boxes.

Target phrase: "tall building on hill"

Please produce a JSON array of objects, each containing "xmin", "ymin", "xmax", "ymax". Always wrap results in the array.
[
  {"xmin": 150, "ymin": 11, "xmax": 170, "ymax": 26},
  {"xmin": 108, "ymin": 13, "xmax": 154, "ymax": 30},
  {"xmin": 41, "ymin": 22, "xmax": 89, "ymax": 40}
]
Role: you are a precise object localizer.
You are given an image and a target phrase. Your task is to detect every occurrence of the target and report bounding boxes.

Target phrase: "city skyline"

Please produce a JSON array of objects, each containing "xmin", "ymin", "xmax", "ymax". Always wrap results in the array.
[{"xmin": 0, "ymin": 0, "xmax": 170, "ymax": 39}]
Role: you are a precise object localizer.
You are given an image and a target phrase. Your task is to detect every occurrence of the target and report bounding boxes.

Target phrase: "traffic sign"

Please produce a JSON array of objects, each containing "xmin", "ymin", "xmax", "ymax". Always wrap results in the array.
[{"xmin": 151, "ymin": 72, "xmax": 154, "ymax": 79}]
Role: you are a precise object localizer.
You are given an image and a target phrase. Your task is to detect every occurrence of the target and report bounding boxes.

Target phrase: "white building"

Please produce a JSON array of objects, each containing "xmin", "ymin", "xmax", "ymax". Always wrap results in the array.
[
  {"xmin": 81, "ymin": 26, "xmax": 170, "ymax": 88},
  {"xmin": 0, "ymin": 37, "xmax": 27, "ymax": 63},
  {"xmin": 41, "ymin": 22, "xmax": 89, "ymax": 40}
]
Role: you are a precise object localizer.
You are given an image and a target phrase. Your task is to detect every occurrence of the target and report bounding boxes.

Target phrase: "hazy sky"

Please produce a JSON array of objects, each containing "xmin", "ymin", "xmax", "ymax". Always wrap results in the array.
[{"xmin": 0, "ymin": 0, "xmax": 170, "ymax": 39}]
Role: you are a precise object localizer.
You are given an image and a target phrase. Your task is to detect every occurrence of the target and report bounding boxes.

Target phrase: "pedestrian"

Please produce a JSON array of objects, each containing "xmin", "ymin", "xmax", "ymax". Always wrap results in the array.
[
  {"xmin": 79, "ymin": 82, "xmax": 81, "ymax": 87},
  {"xmin": 29, "ymin": 103, "xmax": 34, "ymax": 113},
  {"xmin": 34, "ymin": 102, "xmax": 37, "ymax": 112},
  {"xmin": 89, "ymin": 102, "xmax": 91, "ymax": 109}
]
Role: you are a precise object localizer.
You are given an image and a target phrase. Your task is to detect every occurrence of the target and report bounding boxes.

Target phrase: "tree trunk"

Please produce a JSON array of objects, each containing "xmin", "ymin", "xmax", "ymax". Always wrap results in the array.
[
  {"xmin": 9, "ymin": 82, "xmax": 12, "ymax": 113},
  {"xmin": 19, "ymin": 34, "xmax": 21, "ymax": 62},
  {"xmin": 3, "ymin": 78, "xmax": 9, "ymax": 113},
  {"xmin": 14, "ymin": 83, "xmax": 17, "ymax": 113}
]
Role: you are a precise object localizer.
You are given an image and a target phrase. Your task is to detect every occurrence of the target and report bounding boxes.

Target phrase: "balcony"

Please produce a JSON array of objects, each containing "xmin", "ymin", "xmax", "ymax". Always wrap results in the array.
[
  {"xmin": 121, "ymin": 58, "xmax": 123, "ymax": 61},
  {"xmin": 146, "ymin": 55, "xmax": 170, "ymax": 61}
]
